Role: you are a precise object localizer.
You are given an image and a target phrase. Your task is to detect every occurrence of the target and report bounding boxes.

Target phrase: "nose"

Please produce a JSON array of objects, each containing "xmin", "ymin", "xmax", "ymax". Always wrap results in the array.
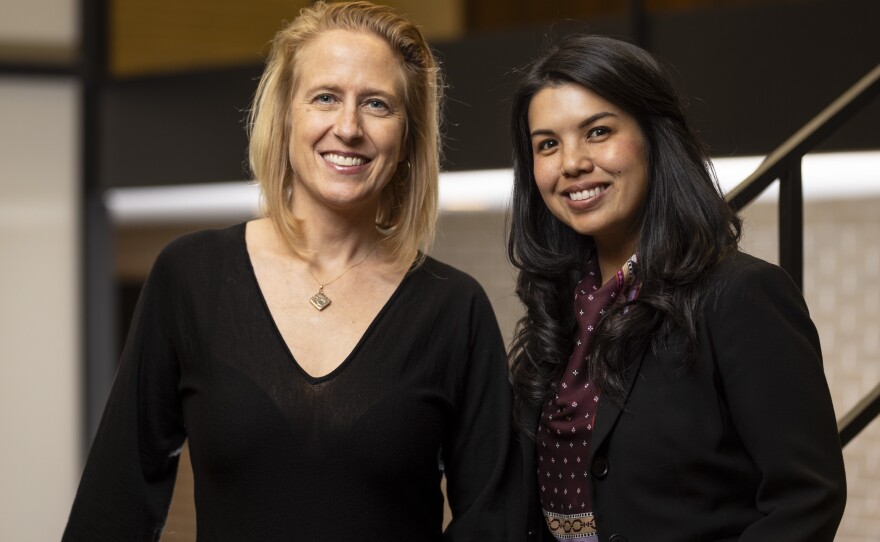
[
  {"xmin": 561, "ymin": 143, "xmax": 594, "ymax": 178},
  {"xmin": 333, "ymin": 103, "xmax": 363, "ymax": 142}
]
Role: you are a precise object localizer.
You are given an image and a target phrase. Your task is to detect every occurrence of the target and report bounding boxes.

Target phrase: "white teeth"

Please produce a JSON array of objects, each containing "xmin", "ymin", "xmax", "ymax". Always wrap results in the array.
[
  {"xmin": 324, "ymin": 153, "xmax": 366, "ymax": 167},
  {"xmin": 569, "ymin": 186, "xmax": 606, "ymax": 201}
]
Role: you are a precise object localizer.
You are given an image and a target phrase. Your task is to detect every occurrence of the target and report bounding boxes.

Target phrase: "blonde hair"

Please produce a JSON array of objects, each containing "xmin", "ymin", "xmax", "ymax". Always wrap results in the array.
[{"xmin": 248, "ymin": 1, "xmax": 442, "ymax": 267}]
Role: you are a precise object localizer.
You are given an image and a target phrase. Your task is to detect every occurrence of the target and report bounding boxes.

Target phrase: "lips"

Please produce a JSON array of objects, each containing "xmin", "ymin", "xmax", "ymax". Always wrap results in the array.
[{"xmin": 322, "ymin": 152, "xmax": 369, "ymax": 167}]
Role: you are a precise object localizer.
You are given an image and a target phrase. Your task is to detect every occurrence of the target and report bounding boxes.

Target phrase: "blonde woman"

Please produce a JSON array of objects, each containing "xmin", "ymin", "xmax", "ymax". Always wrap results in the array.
[{"xmin": 64, "ymin": 3, "xmax": 517, "ymax": 540}]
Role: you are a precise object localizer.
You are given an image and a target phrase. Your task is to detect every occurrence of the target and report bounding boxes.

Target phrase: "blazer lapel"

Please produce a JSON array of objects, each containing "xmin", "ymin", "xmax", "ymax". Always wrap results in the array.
[{"xmin": 588, "ymin": 347, "xmax": 647, "ymax": 464}]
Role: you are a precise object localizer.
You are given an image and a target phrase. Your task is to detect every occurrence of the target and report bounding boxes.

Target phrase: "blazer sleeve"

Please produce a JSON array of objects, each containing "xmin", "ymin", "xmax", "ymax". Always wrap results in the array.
[
  {"xmin": 63, "ymin": 245, "xmax": 187, "ymax": 542},
  {"xmin": 441, "ymin": 287, "xmax": 523, "ymax": 542},
  {"xmin": 708, "ymin": 258, "xmax": 846, "ymax": 541}
]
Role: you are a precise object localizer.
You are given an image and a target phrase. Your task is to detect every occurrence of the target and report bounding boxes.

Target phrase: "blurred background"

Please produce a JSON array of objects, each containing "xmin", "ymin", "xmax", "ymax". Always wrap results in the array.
[{"xmin": 1, "ymin": 0, "xmax": 878, "ymax": 539}]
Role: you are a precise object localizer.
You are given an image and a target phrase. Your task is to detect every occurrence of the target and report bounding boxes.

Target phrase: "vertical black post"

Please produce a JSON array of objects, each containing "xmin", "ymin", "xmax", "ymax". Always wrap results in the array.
[
  {"xmin": 778, "ymin": 162, "xmax": 804, "ymax": 291},
  {"xmin": 81, "ymin": 0, "xmax": 117, "ymax": 455},
  {"xmin": 629, "ymin": 0, "xmax": 647, "ymax": 49}
]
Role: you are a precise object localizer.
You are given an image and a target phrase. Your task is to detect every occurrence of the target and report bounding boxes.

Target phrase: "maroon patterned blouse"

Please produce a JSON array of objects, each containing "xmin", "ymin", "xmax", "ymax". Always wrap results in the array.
[{"xmin": 537, "ymin": 255, "xmax": 639, "ymax": 541}]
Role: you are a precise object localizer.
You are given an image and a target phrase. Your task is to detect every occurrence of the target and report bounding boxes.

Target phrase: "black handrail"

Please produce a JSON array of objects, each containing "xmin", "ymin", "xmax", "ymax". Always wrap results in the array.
[
  {"xmin": 723, "ymin": 63, "xmax": 880, "ymax": 448},
  {"xmin": 725, "ymin": 62, "xmax": 880, "ymax": 213},
  {"xmin": 839, "ymin": 382, "xmax": 880, "ymax": 447},
  {"xmin": 725, "ymin": 62, "xmax": 880, "ymax": 289}
]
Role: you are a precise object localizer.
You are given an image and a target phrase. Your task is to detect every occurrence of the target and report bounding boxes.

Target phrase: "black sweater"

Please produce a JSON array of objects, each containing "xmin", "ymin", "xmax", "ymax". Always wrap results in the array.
[{"xmin": 64, "ymin": 223, "xmax": 519, "ymax": 542}]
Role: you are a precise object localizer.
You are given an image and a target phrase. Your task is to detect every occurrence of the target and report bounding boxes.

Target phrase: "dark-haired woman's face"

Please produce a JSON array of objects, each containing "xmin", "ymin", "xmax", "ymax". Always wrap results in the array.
[{"xmin": 528, "ymin": 82, "xmax": 648, "ymax": 255}]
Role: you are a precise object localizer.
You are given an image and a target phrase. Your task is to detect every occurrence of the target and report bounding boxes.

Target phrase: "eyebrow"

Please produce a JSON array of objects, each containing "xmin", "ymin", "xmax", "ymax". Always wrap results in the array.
[{"xmin": 530, "ymin": 111, "xmax": 617, "ymax": 138}]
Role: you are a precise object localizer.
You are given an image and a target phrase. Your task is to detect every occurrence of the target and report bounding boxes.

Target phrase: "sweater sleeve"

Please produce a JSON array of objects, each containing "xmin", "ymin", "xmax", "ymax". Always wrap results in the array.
[
  {"xmin": 63, "ymin": 243, "xmax": 187, "ymax": 542},
  {"xmin": 441, "ymin": 286, "xmax": 523, "ymax": 542},
  {"xmin": 709, "ymin": 259, "xmax": 846, "ymax": 541}
]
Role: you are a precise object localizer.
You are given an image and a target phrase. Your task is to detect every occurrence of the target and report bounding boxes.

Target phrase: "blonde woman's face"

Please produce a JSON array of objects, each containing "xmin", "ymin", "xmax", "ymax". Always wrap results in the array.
[{"xmin": 287, "ymin": 29, "xmax": 407, "ymax": 217}]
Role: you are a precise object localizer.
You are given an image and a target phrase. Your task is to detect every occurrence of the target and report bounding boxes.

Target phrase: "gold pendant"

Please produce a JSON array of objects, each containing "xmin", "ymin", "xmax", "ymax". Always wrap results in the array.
[{"xmin": 309, "ymin": 289, "xmax": 331, "ymax": 311}]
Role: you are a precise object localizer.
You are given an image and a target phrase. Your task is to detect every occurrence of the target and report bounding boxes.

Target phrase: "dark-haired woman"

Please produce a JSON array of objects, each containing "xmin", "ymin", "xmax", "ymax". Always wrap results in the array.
[{"xmin": 507, "ymin": 34, "xmax": 846, "ymax": 541}]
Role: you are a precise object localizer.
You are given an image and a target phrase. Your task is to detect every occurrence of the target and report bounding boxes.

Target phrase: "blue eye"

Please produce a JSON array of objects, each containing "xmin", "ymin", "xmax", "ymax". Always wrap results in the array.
[
  {"xmin": 314, "ymin": 93, "xmax": 335, "ymax": 104},
  {"xmin": 367, "ymin": 99, "xmax": 389, "ymax": 111}
]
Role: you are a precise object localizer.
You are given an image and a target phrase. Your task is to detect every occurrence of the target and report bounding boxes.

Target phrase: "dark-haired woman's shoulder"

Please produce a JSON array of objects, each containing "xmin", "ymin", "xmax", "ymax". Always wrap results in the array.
[
  {"xmin": 711, "ymin": 249, "xmax": 787, "ymax": 278},
  {"xmin": 696, "ymin": 255, "xmax": 845, "ymax": 540},
  {"xmin": 704, "ymin": 249, "xmax": 805, "ymax": 310}
]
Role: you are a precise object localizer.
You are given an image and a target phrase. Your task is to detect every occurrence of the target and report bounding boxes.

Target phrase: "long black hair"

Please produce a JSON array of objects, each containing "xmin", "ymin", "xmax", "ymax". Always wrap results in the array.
[{"xmin": 507, "ymin": 34, "xmax": 742, "ymax": 421}]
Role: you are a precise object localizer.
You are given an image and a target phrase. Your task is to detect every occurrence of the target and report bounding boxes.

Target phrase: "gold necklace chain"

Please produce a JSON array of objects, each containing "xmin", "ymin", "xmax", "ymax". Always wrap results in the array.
[{"xmin": 306, "ymin": 244, "xmax": 377, "ymax": 311}]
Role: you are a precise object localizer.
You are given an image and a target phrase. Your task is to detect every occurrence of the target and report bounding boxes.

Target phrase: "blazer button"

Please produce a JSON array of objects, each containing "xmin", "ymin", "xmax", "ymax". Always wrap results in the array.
[
  {"xmin": 609, "ymin": 535, "xmax": 628, "ymax": 542},
  {"xmin": 591, "ymin": 456, "xmax": 609, "ymax": 479}
]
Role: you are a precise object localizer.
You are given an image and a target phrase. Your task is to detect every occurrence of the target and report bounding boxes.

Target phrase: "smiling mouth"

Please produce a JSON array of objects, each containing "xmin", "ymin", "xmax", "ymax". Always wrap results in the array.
[
  {"xmin": 323, "ymin": 153, "xmax": 368, "ymax": 167},
  {"xmin": 568, "ymin": 185, "xmax": 607, "ymax": 201}
]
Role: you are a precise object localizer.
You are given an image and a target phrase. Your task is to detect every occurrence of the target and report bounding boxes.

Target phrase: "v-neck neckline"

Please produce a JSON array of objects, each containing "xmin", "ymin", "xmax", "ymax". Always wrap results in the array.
[{"xmin": 237, "ymin": 222, "xmax": 415, "ymax": 384}]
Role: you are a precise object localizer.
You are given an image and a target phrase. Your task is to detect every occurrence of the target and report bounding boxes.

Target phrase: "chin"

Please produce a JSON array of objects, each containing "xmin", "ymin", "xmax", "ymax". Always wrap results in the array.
[{"xmin": 559, "ymin": 218, "xmax": 601, "ymax": 238}]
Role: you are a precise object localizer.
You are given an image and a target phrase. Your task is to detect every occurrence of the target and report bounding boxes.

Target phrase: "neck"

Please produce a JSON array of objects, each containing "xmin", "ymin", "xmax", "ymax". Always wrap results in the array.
[
  {"xmin": 293, "ymin": 203, "xmax": 384, "ymax": 275},
  {"xmin": 594, "ymin": 236, "xmax": 637, "ymax": 286}
]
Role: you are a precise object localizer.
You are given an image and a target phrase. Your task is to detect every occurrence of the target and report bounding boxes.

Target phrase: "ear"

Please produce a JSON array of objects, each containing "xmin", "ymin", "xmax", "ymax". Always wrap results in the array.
[
  {"xmin": 396, "ymin": 135, "xmax": 408, "ymax": 169},
  {"xmin": 396, "ymin": 158, "xmax": 411, "ymax": 179}
]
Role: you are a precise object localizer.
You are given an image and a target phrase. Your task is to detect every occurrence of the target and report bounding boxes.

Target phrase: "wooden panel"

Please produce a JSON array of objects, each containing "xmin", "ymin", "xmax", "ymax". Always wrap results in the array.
[
  {"xmin": 465, "ymin": 0, "xmax": 802, "ymax": 32},
  {"xmin": 387, "ymin": 0, "xmax": 465, "ymax": 41},
  {"xmin": 109, "ymin": 0, "xmax": 311, "ymax": 76},
  {"xmin": 467, "ymin": 0, "xmax": 625, "ymax": 32},
  {"xmin": 109, "ymin": 0, "xmax": 465, "ymax": 77}
]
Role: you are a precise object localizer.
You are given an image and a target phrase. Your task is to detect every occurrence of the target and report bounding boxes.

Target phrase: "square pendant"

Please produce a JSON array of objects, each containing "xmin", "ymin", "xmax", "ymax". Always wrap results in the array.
[{"xmin": 309, "ymin": 292, "xmax": 331, "ymax": 311}]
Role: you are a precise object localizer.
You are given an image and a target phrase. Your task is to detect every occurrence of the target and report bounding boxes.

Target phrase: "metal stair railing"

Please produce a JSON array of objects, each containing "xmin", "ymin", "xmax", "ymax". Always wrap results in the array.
[{"xmin": 722, "ymin": 62, "xmax": 880, "ymax": 447}]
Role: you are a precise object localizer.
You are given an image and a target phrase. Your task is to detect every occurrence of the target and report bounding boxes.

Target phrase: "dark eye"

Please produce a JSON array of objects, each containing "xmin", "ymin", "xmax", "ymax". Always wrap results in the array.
[
  {"xmin": 537, "ymin": 139, "xmax": 558, "ymax": 151},
  {"xmin": 587, "ymin": 126, "xmax": 611, "ymax": 139}
]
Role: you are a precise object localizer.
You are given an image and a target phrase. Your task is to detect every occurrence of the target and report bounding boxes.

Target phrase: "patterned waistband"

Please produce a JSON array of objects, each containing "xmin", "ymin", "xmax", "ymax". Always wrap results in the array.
[{"xmin": 543, "ymin": 510, "xmax": 597, "ymax": 540}]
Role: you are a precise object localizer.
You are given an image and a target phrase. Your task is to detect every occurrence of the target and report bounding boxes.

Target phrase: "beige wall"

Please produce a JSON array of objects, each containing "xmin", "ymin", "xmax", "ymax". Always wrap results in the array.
[
  {"xmin": 0, "ymin": 77, "xmax": 81, "ymax": 541},
  {"xmin": 1, "ymin": 3, "xmax": 81, "ymax": 540},
  {"xmin": 0, "ymin": 0, "xmax": 77, "ymax": 61}
]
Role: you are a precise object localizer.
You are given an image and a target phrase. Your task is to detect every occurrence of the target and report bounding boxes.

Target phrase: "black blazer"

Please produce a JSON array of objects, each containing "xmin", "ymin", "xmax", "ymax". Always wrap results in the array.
[{"xmin": 518, "ymin": 252, "xmax": 846, "ymax": 542}]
